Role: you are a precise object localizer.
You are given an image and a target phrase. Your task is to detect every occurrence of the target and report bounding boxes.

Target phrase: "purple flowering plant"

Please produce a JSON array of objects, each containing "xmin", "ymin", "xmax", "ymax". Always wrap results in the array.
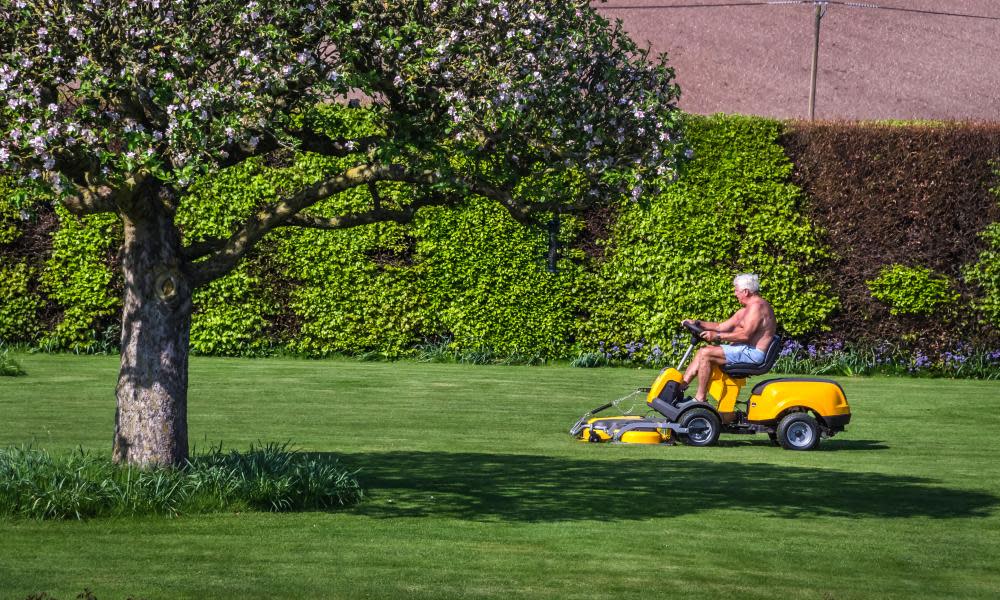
[
  {"xmin": 580, "ymin": 335, "xmax": 1000, "ymax": 379},
  {"xmin": 770, "ymin": 338, "xmax": 1000, "ymax": 379}
]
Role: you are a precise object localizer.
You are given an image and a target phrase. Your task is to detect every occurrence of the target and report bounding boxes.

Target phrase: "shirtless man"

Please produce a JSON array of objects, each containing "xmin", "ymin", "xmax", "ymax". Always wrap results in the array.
[{"xmin": 680, "ymin": 274, "xmax": 776, "ymax": 402}]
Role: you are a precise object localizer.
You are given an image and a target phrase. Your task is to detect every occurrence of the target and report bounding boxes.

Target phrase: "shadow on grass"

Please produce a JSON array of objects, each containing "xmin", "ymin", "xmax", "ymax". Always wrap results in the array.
[
  {"xmin": 328, "ymin": 451, "xmax": 996, "ymax": 522},
  {"xmin": 715, "ymin": 438, "xmax": 890, "ymax": 451},
  {"xmin": 817, "ymin": 439, "xmax": 891, "ymax": 451}
]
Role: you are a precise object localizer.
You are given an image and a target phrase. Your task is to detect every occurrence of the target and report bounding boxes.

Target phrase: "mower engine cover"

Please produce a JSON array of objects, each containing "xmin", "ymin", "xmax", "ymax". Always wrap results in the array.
[{"xmin": 747, "ymin": 378, "xmax": 851, "ymax": 424}]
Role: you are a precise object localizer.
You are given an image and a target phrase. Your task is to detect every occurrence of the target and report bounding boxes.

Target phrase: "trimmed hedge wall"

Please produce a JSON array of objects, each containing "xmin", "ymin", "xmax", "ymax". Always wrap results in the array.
[
  {"xmin": 780, "ymin": 122, "xmax": 1000, "ymax": 349},
  {"xmin": 2, "ymin": 115, "xmax": 999, "ymax": 359},
  {"xmin": 966, "ymin": 223, "xmax": 1000, "ymax": 327},
  {"xmin": 578, "ymin": 115, "xmax": 836, "ymax": 360}
]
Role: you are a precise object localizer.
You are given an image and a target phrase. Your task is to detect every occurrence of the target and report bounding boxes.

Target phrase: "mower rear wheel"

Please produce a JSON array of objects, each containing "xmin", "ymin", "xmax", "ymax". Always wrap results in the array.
[
  {"xmin": 777, "ymin": 413, "xmax": 821, "ymax": 451},
  {"xmin": 678, "ymin": 407, "xmax": 721, "ymax": 447}
]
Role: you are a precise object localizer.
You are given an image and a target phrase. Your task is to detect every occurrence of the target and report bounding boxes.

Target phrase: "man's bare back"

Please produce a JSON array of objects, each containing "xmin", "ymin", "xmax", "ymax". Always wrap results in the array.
[{"xmin": 729, "ymin": 296, "xmax": 776, "ymax": 352}]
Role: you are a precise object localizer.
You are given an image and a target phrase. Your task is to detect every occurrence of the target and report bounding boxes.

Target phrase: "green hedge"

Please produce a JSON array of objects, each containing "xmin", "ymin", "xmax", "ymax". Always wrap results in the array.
[
  {"xmin": 179, "ymin": 158, "xmax": 285, "ymax": 356},
  {"xmin": 0, "ymin": 261, "xmax": 41, "ymax": 342},
  {"xmin": 868, "ymin": 264, "xmax": 960, "ymax": 317},
  {"xmin": 966, "ymin": 191, "xmax": 1000, "ymax": 328},
  {"xmin": 39, "ymin": 206, "xmax": 121, "ymax": 352},
  {"xmin": 3, "ymin": 113, "xmax": 998, "ymax": 360},
  {"xmin": 579, "ymin": 115, "xmax": 836, "ymax": 360},
  {"xmin": 0, "ymin": 196, "xmax": 43, "ymax": 343}
]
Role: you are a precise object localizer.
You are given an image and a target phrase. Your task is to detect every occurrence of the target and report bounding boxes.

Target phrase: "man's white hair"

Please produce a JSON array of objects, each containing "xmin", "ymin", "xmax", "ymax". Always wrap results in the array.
[{"xmin": 733, "ymin": 273, "xmax": 760, "ymax": 294}]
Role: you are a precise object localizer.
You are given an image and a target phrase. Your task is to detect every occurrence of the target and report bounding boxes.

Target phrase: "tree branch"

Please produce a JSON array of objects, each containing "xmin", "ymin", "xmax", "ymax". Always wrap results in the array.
[
  {"xmin": 187, "ymin": 163, "xmax": 431, "ymax": 286},
  {"xmin": 217, "ymin": 127, "xmax": 383, "ymax": 169},
  {"xmin": 180, "ymin": 238, "xmax": 227, "ymax": 261},
  {"xmin": 460, "ymin": 178, "xmax": 534, "ymax": 226},
  {"xmin": 59, "ymin": 185, "xmax": 118, "ymax": 216},
  {"xmin": 296, "ymin": 131, "xmax": 382, "ymax": 157},
  {"xmin": 184, "ymin": 160, "xmax": 574, "ymax": 287},
  {"xmin": 55, "ymin": 170, "xmax": 149, "ymax": 216},
  {"xmin": 282, "ymin": 191, "xmax": 455, "ymax": 230}
]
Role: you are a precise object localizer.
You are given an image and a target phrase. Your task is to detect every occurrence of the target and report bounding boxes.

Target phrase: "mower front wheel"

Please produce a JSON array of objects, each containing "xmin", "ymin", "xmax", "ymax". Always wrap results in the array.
[{"xmin": 678, "ymin": 407, "xmax": 721, "ymax": 447}]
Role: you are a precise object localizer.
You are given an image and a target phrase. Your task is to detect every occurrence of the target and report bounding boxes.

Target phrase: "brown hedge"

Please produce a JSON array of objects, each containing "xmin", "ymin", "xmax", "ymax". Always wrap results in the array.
[{"xmin": 780, "ymin": 122, "xmax": 1000, "ymax": 348}]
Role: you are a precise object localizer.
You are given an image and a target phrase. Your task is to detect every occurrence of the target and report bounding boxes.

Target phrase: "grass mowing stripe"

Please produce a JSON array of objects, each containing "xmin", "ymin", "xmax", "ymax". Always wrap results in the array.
[{"xmin": 1, "ymin": 353, "xmax": 999, "ymax": 599}]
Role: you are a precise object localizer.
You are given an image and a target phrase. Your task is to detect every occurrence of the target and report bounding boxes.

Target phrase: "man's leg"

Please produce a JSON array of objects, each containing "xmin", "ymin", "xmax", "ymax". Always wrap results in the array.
[
  {"xmin": 681, "ymin": 347, "xmax": 706, "ymax": 386},
  {"xmin": 685, "ymin": 346, "xmax": 727, "ymax": 401}
]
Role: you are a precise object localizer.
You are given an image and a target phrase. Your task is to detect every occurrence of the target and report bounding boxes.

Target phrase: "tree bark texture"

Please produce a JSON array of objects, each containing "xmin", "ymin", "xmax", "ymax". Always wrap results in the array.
[{"xmin": 113, "ymin": 200, "xmax": 192, "ymax": 467}]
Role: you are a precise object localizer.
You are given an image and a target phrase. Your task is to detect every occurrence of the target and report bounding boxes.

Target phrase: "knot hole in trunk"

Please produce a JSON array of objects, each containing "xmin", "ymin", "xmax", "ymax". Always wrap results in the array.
[{"xmin": 154, "ymin": 267, "xmax": 183, "ymax": 306}]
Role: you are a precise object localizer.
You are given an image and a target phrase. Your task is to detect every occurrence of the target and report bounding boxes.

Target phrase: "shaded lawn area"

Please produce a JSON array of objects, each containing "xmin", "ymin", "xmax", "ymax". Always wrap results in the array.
[{"xmin": 1, "ymin": 354, "xmax": 999, "ymax": 599}]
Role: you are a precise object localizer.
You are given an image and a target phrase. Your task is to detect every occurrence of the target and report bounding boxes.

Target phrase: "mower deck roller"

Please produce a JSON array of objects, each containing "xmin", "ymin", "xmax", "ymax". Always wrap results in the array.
[{"xmin": 570, "ymin": 322, "xmax": 851, "ymax": 450}]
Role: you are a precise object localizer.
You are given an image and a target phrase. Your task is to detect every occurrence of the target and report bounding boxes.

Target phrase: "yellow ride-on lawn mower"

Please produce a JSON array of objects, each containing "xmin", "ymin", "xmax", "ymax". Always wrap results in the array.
[{"xmin": 569, "ymin": 321, "xmax": 851, "ymax": 450}]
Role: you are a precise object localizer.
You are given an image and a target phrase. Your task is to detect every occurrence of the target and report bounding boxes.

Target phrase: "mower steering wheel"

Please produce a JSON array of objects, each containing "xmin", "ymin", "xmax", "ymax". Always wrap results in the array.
[{"xmin": 683, "ymin": 320, "xmax": 707, "ymax": 344}]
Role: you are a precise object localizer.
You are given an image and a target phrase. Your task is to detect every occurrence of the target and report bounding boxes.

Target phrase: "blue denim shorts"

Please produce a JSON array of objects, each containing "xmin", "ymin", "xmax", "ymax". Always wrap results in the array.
[{"xmin": 722, "ymin": 344, "xmax": 766, "ymax": 366}]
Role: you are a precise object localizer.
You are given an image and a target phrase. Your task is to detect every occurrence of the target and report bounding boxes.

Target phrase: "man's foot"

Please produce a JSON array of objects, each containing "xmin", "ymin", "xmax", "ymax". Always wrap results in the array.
[{"xmin": 693, "ymin": 397, "xmax": 707, "ymax": 402}]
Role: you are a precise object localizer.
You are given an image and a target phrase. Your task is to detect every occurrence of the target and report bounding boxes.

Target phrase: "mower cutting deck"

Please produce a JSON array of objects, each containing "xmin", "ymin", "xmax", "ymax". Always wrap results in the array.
[{"xmin": 569, "ymin": 322, "xmax": 851, "ymax": 450}]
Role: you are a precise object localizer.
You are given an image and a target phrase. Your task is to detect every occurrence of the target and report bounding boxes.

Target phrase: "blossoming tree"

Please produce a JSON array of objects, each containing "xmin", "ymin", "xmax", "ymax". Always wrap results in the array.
[{"xmin": 0, "ymin": 0, "xmax": 683, "ymax": 466}]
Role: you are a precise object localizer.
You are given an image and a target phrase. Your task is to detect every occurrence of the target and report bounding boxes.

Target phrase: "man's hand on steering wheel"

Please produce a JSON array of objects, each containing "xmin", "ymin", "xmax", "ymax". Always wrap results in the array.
[{"xmin": 682, "ymin": 319, "xmax": 722, "ymax": 343}]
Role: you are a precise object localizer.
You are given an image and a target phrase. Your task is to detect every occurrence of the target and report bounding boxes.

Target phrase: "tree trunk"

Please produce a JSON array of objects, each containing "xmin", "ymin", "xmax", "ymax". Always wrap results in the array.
[{"xmin": 113, "ymin": 200, "xmax": 192, "ymax": 467}]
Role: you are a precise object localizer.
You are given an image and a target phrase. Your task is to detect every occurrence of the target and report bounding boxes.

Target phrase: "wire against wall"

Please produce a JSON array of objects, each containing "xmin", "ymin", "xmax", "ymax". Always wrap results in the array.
[{"xmin": 592, "ymin": 0, "xmax": 1000, "ymax": 22}]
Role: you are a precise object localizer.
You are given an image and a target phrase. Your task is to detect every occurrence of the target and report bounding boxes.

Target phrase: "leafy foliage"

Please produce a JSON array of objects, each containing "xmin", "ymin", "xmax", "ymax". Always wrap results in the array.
[
  {"xmin": 965, "ymin": 180, "xmax": 1000, "ymax": 327},
  {"xmin": 13, "ymin": 114, "xmax": 1000, "ymax": 370},
  {"xmin": 579, "ymin": 115, "xmax": 837, "ymax": 354},
  {"xmin": 0, "ymin": 186, "xmax": 23, "ymax": 244},
  {"xmin": 39, "ymin": 205, "xmax": 120, "ymax": 351},
  {"xmin": 411, "ymin": 199, "xmax": 587, "ymax": 357},
  {"xmin": 0, "ymin": 195, "xmax": 43, "ymax": 344},
  {"xmin": 867, "ymin": 264, "xmax": 960, "ymax": 317},
  {"xmin": 0, "ymin": 261, "xmax": 42, "ymax": 343},
  {"xmin": 177, "ymin": 159, "xmax": 281, "ymax": 355},
  {"xmin": 269, "ymin": 160, "xmax": 432, "ymax": 357}
]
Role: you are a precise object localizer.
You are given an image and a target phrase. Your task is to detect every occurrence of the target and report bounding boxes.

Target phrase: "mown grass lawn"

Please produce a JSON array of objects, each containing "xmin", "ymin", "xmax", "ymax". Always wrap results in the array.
[{"xmin": 1, "ymin": 353, "xmax": 999, "ymax": 599}]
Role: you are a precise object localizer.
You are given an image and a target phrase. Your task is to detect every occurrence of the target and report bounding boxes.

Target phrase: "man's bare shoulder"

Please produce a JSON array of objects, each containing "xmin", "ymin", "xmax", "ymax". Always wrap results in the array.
[{"xmin": 749, "ymin": 296, "xmax": 774, "ymax": 312}]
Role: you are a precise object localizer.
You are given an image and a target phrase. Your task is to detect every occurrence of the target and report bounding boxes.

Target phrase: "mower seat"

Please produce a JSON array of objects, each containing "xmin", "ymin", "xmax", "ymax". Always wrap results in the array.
[{"xmin": 721, "ymin": 335, "xmax": 783, "ymax": 378}]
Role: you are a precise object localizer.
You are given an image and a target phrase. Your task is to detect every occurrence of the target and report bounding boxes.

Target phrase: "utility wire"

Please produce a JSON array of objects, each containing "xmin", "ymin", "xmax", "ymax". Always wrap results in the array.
[
  {"xmin": 593, "ymin": 0, "xmax": 1000, "ymax": 21},
  {"xmin": 832, "ymin": 1, "xmax": 1000, "ymax": 21}
]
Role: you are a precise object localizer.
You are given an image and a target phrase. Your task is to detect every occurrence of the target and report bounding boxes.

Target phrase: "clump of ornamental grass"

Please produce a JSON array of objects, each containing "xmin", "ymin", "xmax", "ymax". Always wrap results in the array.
[
  {"xmin": 414, "ymin": 337, "xmax": 544, "ymax": 366},
  {"xmin": 0, "ymin": 346, "xmax": 26, "ymax": 376},
  {"xmin": 0, "ymin": 443, "xmax": 362, "ymax": 520},
  {"xmin": 569, "ymin": 351, "xmax": 609, "ymax": 368}
]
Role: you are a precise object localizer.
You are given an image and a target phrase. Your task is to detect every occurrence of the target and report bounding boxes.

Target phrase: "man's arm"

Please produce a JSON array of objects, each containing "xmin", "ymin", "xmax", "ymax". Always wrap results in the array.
[
  {"xmin": 684, "ymin": 310, "xmax": 744, "ymax": 343},
  {"xmin": 688, "ymin": 310, "xmax": 743, "ymax": 333}
]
